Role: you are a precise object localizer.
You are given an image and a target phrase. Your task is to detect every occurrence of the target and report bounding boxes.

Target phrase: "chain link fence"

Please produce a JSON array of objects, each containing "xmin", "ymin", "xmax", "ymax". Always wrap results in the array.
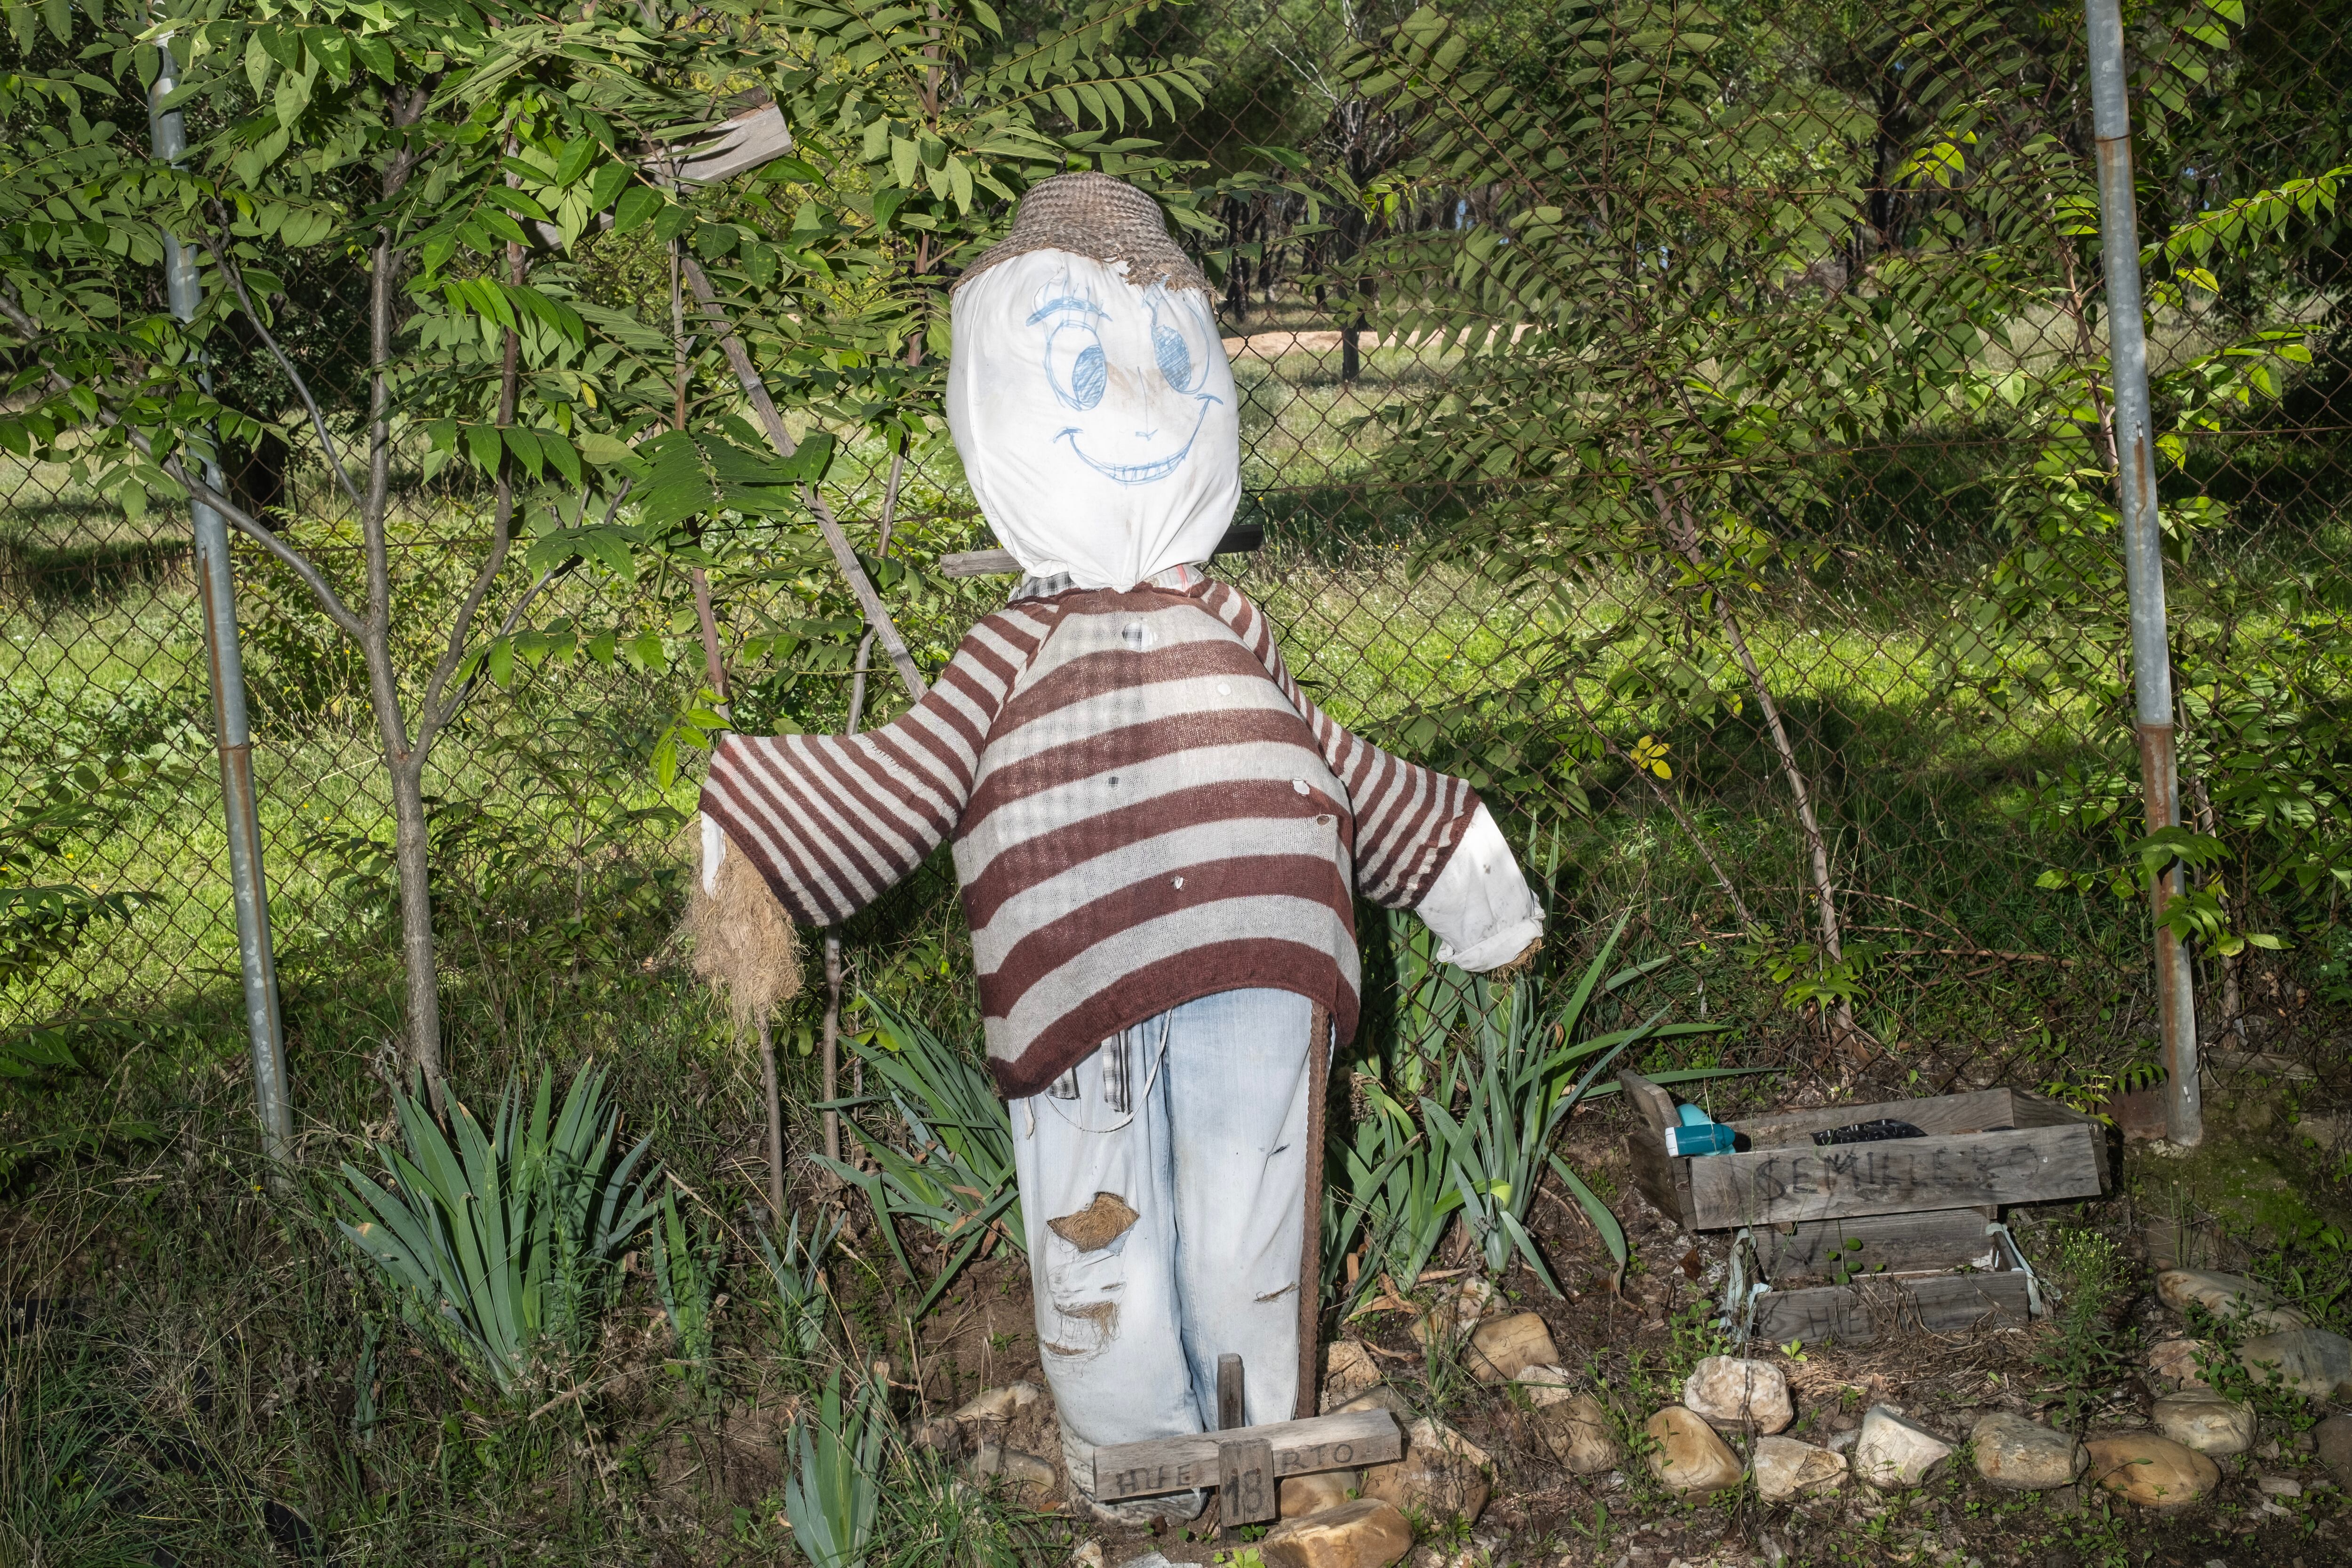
[{"xmin": 7, "ymin": 0, "xmax": 2349, "ymax": 1119}]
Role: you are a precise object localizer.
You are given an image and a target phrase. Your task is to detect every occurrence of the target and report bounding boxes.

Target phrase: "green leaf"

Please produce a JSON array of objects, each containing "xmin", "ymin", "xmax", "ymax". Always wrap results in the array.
[
  {"xmin": 588, "ymin": 161, "xmax": 634, "ymax": 212},
  {"xmin": 465, "ymin": 424, "xmax": 503, "ymax": 475},
  {"xmin": 613, "ymin": 186, "xmax": 663, "ymax": 234}
]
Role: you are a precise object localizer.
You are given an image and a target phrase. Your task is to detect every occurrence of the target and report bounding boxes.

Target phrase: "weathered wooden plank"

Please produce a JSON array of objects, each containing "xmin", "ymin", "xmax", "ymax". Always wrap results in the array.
[
  {"xmin": 1732, "ymin": 1089, "xmax": 2021, "ymax": 1149},
  {"xmin": 1748, "ymin": 1268, "xmax": 2032, "ymax": 1343},
  {"xmin": 1094, "ymin": 1409, "xmax": 1401, "ymax": 1502},
  {"xmin": 1749, "ymin": 1207, "xmax": 2000, "ymax": 1284},
  {"xmin": 1619, "ymin": 1070, "xmax": 1680, "ymax": 1136},
  {"xmin": 943, "ymin": 523, "xmax": 1264, "ymax": 578},
  {"xmin": 1219, "ymin": 1438, "xmax": 1277, "ymax": 1524},
  {"xmin": 1624, "ymin": 1125, "xmax": 1698, "ymax": 1230},
  {"xmin": 1689, "ymin": 1123, "xmax": 2104, "ymax": 1229}
]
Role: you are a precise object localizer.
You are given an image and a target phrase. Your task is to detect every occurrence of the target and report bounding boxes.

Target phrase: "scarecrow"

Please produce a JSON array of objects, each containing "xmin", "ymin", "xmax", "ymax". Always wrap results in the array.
[{"xmin": 696, "ymin": 173, "xmax": 1542, "ymax": 1521}]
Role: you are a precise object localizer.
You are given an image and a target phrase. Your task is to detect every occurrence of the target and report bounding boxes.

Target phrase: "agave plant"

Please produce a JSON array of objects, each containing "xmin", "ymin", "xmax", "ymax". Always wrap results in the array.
[
  {"xmin": 784, "ymin": 1369, "xmax": 888, "ymax": 1568},
  {"xmin": 1419, "ymin": 913, "xmax": 1747, "ymax": 1291},
  {"xmin": 335, "ymin": 1064, "xmax": 657, "ymax": 1397},
  {"xmin": 815, "ymin": 997, "xmax": 1024, "ymax": 1313},
  {"xmin": 758, "ymin": 1204, "xmax": 842, "ymax": 1359}
]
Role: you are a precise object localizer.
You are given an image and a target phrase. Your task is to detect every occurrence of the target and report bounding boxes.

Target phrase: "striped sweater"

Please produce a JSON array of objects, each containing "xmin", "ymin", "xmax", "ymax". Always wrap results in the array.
[{"xmin": 699, "ymin": 576, "xmax": 1483, "ymax": 1097}]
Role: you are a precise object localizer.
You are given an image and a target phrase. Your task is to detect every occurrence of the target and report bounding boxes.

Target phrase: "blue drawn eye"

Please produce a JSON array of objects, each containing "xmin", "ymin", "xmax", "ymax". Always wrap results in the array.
[
  {"xmin": 1072, "ymin": 342, "xmax": 1107, "ymax": 408},
  {"xmin": 1046, "ymin": 325, "xmax": 1106, "ymax": 410},
  {"xmin": 1153, "ymin": 322, "xmax": 1193, "ymax": 391},
  {"xmin": 1145, "ymin": 290, "xmax": 1210, "ymax": 394}
]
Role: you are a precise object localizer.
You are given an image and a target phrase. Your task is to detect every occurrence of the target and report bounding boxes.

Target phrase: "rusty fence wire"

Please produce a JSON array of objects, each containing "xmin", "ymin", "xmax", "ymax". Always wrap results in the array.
[{"xmin": 7, "ymin": 0, "xmax": 2352, "ymax": 1130}]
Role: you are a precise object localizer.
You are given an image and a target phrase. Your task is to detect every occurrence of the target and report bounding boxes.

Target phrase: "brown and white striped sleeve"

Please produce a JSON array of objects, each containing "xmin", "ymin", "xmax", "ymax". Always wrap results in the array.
[
  {"xmin": 699, "ymin": 605, "xmax": 1054, "ymax": 924},
  {"xmin": 1197, "ymin": 580, "xmax": 1480, "ymax": 908}
]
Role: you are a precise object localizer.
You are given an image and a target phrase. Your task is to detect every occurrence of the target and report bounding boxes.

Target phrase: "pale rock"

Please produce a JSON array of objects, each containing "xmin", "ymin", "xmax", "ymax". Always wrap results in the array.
[
  {"xmin": 1529, "ymin": 1392, "xmax": 1621, "ymax": 1475},
  {"xmin": 2151, "ymin": 1389, "xmax": 2257, "ymax": 1457},
  {"xmin": 1824, "ymin": 1425, "xmax": 1861, "ymax": 1454},
  {"xmin": 1280, "ymin": 1470, "xmax": 1357, "ymax": 1518},
  {"xmin": 2258, "ymin": 1474, "xmax": 2302, "ymax": 1498},
  {"xmin": 1072, "ymin": 1544, "xmax": 1105, "ymax": 1568},
  {"xmin": 1642, "ymin": 1406, "xmax": 1742, "ymax": 1493},
  {"xmin": 2146, "ymin": 1338, "xmax": 2214, "ymax": 1389},
  {"xmin": 1359, "ymin": 1416, "xmax": 1490, "ymax": 1523},
  {"xmin": 1322, "ymin": 1342, "xmax": 1383, "ymax": 1411},
  {"xmin": 953, "ymin": 1381, "xmax": 1045, "ymax": 1423},
  {"xmin": 2156, "ymin": 1269, "xmax": 2309, "ymax": 1332},
  {"xmin": 2238, "ymin": 1327, "xmax": 2352, "ymax": 1400},
  {"xmin": 1513, "ymin": 1362, "xmax": 1578, "ymax": 1408},
  {"xmin": 1681, "ymin": 1355, "xmax": 1794, "ymax": 1434},
  {"xmin": 2084, "ymin": 1433, "xmax": 2219, "ymax": 1509},
  {"xmin": 967, "ymin": 1442, "xmax": 1057, "ymax": 1497},
  {"xmin": 1852, "ymin": 1406, "xmax": 1954, "ymax": 1489},
  {"xmin": 1409, "ymin": 1277, "xmax": 1498, "ymax": 1349},
  {"xmin": 1752, "ymin": 1434, "xmax": 1846, "ymax": 1501},
  {"xmin": 1466, "ymin": 1311, "xmax": 1559, "ymax": 1383},
  {"xmin": 2314, "ymin": 1412, "xmax": 2352, "ymax": 1490},
  {"xmin": 1336, "ymin": 1386, "xmax": 1410, "ymax": 1427},
  {"xmin": 1260, "ymin": 1499, "xmax": 1415, "ymax": 1568},
  {"xmin": 1969, "ymin": 1411, "xmax": 2085, "ymax": 1490}
]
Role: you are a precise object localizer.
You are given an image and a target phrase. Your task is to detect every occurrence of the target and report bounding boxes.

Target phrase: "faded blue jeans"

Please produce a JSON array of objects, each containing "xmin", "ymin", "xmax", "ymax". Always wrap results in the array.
[{"xmin": 1010, "ymin": 987, "xmax": 1317, "ymax": 1517}]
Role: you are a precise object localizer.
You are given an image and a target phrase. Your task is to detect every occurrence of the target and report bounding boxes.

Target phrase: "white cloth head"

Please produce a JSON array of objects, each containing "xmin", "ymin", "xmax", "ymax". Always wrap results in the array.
[{"xmin": 947, "ymin": 250, "xmax": 1239, "ymax": 591}]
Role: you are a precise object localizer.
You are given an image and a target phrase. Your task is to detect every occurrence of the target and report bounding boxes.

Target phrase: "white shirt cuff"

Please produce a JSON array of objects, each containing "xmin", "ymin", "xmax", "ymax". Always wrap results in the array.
[
  {"xmin": 1417, "ymin": 804, "xmax": 1544, "ymax": 971},
  {"xmin": 700, "ymin": 812, "xmax": 725, "ymax": 895}
]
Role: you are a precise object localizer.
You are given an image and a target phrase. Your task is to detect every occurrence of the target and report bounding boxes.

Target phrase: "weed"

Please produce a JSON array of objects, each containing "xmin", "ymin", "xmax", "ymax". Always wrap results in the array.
[{"xmin": 2033, "ymin": 1228, "xmax": 2135, "ymax": 1432}]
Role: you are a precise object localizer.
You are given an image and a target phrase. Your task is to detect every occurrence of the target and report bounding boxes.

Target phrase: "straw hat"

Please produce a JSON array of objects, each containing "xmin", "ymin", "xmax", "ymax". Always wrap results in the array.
[{"xmin": 954, "ymin": 171, "xmax": 1208, "ymax": 295}]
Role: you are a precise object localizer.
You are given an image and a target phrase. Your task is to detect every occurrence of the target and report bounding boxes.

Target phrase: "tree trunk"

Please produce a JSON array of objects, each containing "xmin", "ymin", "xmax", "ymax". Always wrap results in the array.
[{"xmin": 385, "ymin": 748, "xmax": 442, "ymax": 1098}]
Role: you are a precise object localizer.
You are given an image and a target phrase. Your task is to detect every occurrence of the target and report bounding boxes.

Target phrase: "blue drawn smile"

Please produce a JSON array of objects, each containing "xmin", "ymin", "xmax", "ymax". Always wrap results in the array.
[{"xmin": 1055, "ymin": 394, "xmax": 1220, "ymax": 486}]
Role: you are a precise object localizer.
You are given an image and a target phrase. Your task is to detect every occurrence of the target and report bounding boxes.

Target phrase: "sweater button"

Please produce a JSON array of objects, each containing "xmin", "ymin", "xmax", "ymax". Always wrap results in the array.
[
  {"xmin": 1122, "ymin": 621, "xmax": 1150, "ymax": 649},
  {"xmin": 1293, "ymin": 780, "xmax": 1308, "ymax": 795},
  {"xmin": 1216, "ymin": 681, "xmax": 1231, "ymax": 696}
]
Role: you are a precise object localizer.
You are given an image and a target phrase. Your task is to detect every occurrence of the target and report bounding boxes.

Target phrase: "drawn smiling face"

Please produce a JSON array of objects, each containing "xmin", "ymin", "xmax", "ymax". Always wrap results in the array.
[
  {"xmin": 946, "ymin": 248, "xmax": 1241, "ymax": 590},
  {"xmin": 1029, "ymin": 270, "xmax": 1224, "ymax": 486}
]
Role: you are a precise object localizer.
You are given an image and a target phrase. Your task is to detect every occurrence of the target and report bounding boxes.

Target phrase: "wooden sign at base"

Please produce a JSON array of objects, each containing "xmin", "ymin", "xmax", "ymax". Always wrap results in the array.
[{"xmin": 1092, "ymin": 1408, "xmax": 1401, "ymax": 1504}]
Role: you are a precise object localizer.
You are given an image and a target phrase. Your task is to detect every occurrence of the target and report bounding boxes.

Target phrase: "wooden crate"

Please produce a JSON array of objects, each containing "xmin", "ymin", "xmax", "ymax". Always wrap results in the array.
[
  {"xmin": 1737, "ymin": 1206, "xmax": 2037, "ymax": 1342},
  {"xmin": 1620, "ymin": 1074, "xmax": 2108, "ymax": 1233},
  {"xmin": 1619, "ymin": 1072, "xmax": 2104, "ymax": 1343}
]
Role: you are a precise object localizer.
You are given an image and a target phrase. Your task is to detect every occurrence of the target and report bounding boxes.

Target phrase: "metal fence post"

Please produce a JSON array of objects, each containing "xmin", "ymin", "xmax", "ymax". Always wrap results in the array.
[
  {"xmin": 150, "ymin": 35, "xmax": 292, "ymax": 1162},
  {"xmin": 2084, "ymin": 0, "xmax": 2201, "ymax": 1147}
]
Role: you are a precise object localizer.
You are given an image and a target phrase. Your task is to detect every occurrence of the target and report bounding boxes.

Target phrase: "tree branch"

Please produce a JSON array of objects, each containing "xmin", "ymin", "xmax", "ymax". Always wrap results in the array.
[
  {"xmin": 676, "ymin": 254, "xmax": 928, "ymax": 701},
  {"xmin": 199, "ymin": 215, "xmax": 366, "ymax": 510}
]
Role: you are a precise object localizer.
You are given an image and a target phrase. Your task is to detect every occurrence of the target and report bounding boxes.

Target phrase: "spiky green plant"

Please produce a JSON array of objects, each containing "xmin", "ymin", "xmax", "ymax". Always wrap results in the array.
[
  {"xmin": 334, "ymin": 1063, "xmax": 657, "ymax": 1397},
  {"xmin": 758, "ymin": 1205, "xmax": 842, "ymax": 1359},
  {"xmin": 1417, "ymin": 914, "xmax": 1749, "ymax": 1293},
  {"xmin": 784, "ymin": 1369, "xmax": 888, "ymax": 1568},
  {"xmin": 650, "ymin": 1186, "xmax": 722, "ymax": 1396},
  {"xmin": 815, "ymin": 997, "xmax": 1024, "ymax": 1313}
]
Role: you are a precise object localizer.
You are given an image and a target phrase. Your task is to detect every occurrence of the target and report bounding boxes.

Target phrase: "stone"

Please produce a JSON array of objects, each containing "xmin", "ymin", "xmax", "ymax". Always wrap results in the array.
[
  {"xmin": 1824, "ymin": 1424, "xmax": 1860, "ymax": 1454},
  {"xmin": 1322, "ymin": 1342, "xmax": 1383, "ymax": 1411},
  {"xmin": 2156, "ymin": 1270, "xmax": 2308, "ymax": 1332},
  {"xmin": 1681, "ymin": 1355, "xmax": 1795, "ymax": 1434},
  {"xmin": 967, "ymin": 1442, "xmax": 1057, "ymax": 1498},
  {"xmin": 1073, "ymin": 1544, "xmax": 1105, "ymax": 1568},
  {"xmin": 1259, "ymin": 1499, "xmax": 1415, "ymax": 1568},
  {"xmin": 1642, "ymin": 1407, "xmax": 1743, "ymax": 1494},
  {"xmin": 1752, "ymin": 1435, "xmax": 1847, "ymax": 1501},
  {"xmin": 912, "ymin": 1415, "xmax": 966, "ymax": 1457},
  {"xmin": 1852, "ymin": 1406, "xmax": 1954, "ymax": 1489},
  {"xmin": 1280, "ymin": 1470, "xmax": 1357, "ymax": 1518},
  {"xmin": 2314, "ymin": 1412, "xmax": 2352, "ymax": 1490},
  {"xmin": 1970, "ymin": 1411, "xmax": 2086, "ymax": 1490},
  {"xmin": 2151, "ymin": 1390, "xmax": 2257, "ymax": 1457},
  {"xmin": 953, "ymin": 1381, "xmax": 1045, "ymax": 1423},
  {"xmin": 2258, "ymin": 1474, "xmax": 2302, "ymax": 1498},
  {"xmin": 1466, "ymin": 1311, "xmax": 1559, "ymax": 1383},
  {"xmin": 2238, "ymin": 1327, "xmax": 2352, "ymax": 1400},
  {"xmin": 2147, "ymin": 1338, "xmax": 2214, "ymax": 1389},
  {"xmin": 1513, "ymin": 1363, "xmax": 1578, "ymax": 1407},
  {"xmin": 1359, "ymin": 1417, "xmax": 1490, "ymax": 1524},
  {"xmin": 1530, "ymin": 1392, "xmax": 1621, "ymax": 1475},
  {"xmin": 1409, "ymin": 1277, "xmax": 1498, "ymax": 1349},
  {"xmin": 2084, "ymin": 1434, "xmax": 2219, "ymax": 1509}
]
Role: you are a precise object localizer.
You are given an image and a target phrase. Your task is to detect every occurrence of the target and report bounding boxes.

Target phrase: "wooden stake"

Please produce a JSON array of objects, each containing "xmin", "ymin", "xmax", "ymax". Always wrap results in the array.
[
  {"xmin": 1295, "ymin": 1003, "xmax": 1331, "ymax": 1420},
  {"xmin": 758, "ymin": 1015, "xmax": 786, "ymax": 1222}
]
